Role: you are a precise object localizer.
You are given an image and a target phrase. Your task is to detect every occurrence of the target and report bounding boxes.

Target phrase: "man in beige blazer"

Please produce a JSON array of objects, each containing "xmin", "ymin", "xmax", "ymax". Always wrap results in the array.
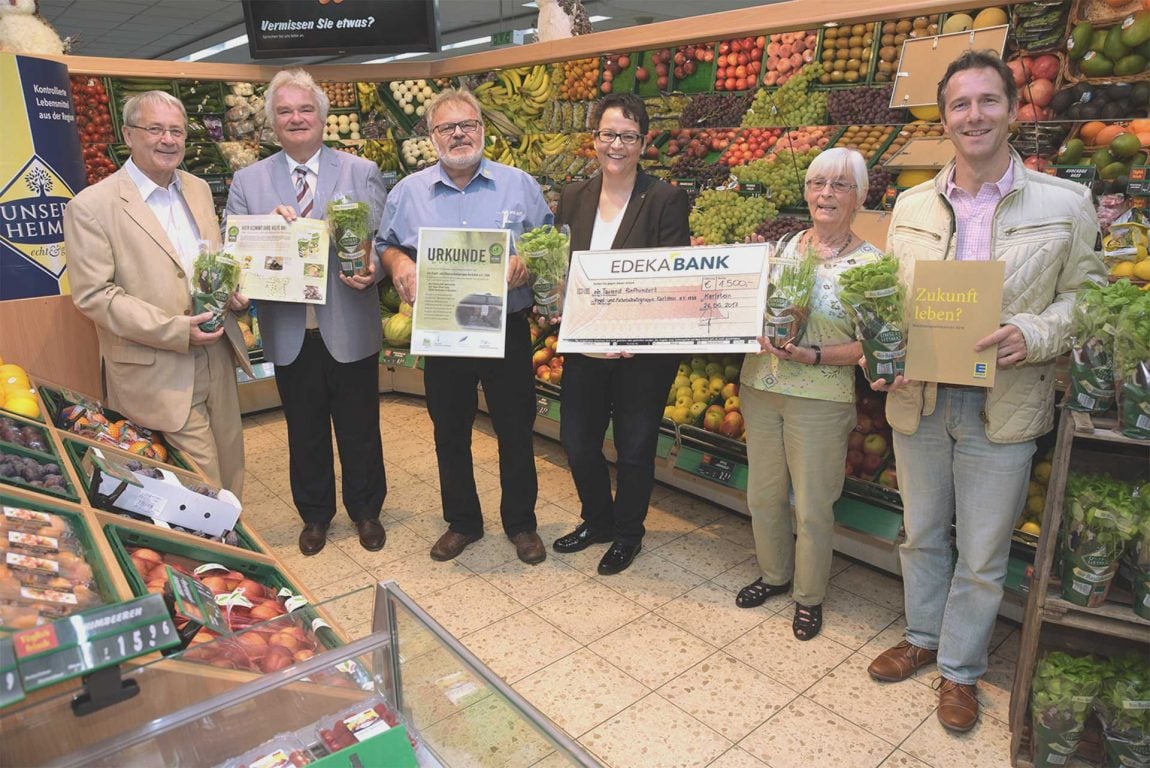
[{"xmin": 64, "ymin": 91, "xmax": 251, "ymax": 496}]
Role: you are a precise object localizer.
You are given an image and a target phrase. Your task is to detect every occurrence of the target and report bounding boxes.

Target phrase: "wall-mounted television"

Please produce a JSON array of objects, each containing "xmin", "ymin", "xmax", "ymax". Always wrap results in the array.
[{"xmin": 242, "ymin": 0, "xmax": 440, "ymax": 60}]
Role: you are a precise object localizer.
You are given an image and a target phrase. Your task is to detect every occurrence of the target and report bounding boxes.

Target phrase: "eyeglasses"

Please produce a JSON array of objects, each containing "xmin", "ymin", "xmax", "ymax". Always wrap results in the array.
[
  {"xmin": 431, "ymin": 119, "xmax": 481, "ymax": 137},
  {"xmin": 127, "ymin": 124, "xmax": 187, "ymax": 140},
  {"xmin": 593, "ymin": 130, "xmax": 643, "ymax": 145},
  {"xmin": 805, "ymin": 179, "xmax": 857, "ymax": 194}
]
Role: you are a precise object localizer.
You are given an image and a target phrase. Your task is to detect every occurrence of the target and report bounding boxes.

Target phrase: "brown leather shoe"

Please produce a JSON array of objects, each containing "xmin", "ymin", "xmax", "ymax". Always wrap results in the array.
[
  {"xmin": 867, "ymin": 640, "xmax": 938, "ymax": 682},
  {"xmin": 298, "ymin": 522, "xmax": 330, "ymax": 556},
  {"xmin": 510, "ymin": 531, "xmax": 546, "ymax": 565},
  {"xmin": 430, "ymin": 530, "xmax": 482, "ymax": 561},
  {"xmin": 356, "ymin": 519, "xmax": 386, "ymax": 552},
  {"xmin": 936, "ymin": 678, "xmax": 979, "ymax": 732}
]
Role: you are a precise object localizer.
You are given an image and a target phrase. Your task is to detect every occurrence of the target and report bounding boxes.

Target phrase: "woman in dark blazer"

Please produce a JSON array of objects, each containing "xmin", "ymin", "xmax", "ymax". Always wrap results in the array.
[{"xmin": 551, "ymin": 93, "xmax": 691, "ymax": 575}]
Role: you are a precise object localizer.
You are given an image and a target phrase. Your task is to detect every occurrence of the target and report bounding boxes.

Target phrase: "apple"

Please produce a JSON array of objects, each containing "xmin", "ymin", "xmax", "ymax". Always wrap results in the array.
[
  {"xmin": 549, "ymin": 366, "xmax": 563, "ymax": 385},
  {"xmin": 690, "ymin": 356, "xmax": 708, "ymax": 372},
  {"xmin": 689, "ymin": 401, "xmax": 708, "ymax": 422},
  {"xmin": 720, "ymin": 381, "xmax": 739, "ymax": 400},
  {"xmin": 544, "ymin": 335, "xmax": 558, "ymax": 350},
  {"xmin": 663, "ymin": 405, "xmax": 676, "ymax": 421},
  {"xmin": 708, "ymin": 376, "xmax": 725, "ymax": 394},
  {"xmin": 635, "ymin": 66, "xmax": 649, "ymax": 82},
  {"xmin": 703, "ymin": 405, "xmax": 725, "ymax": 432},
  {"xmin": 532, "ymin": 347, "xmax": 553, "ymax": 367},
  {"xmin": 692, "ymin": 389, "xmax": 711, "ymax": 404},
  {"xmin": 861, "ymin": 453, "xmax": 884, "ymax": 474},
  {"xmin": 719, "ymin": 411, "xmax": 745, "ymax": 437},
  {"xmin": 677, "ymin": 363, "xmax": 691, "ymax": 376},
  {"xmin": 847, "ymin": 431, "xmax": 865, "ymax": 451},
  {"xmin": 536, "ymin": 365, "xmax": 552, "ymax": 382},
  {"xmin": 863, "ymin": 433, "xmax": 888, "ymax": 456},
  {"xmin": 1029, "ymin": 54, "xmax": 1059, "ymax": 81},
  {"xmin": 675, "ymin": 394, "xmax": 692, "ymax": 409},
  {"xmin": 855, "ymin": 413, "xmax": 874, "ymax": 434},
  {"xmin": 878, "ymin": 468, "xmax": 899, "ymax": 489},
  {"xmin": 847, "ymin": 448, "xmax": 864, "ymax": 469},
  {"xmin": 870, "ymin": 411, "xmax": 888, "ymax": 431},
  {"xmin": 723, "ymin": 364, "xmax": 740, "ymax": 381},
  {"xmin": 550, "ymin": 355, "xmax": 563, "ymax": 368}
]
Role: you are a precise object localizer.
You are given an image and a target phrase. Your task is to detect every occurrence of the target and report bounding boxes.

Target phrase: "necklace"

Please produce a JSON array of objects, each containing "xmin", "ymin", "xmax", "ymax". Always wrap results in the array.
[{"xmin": 808, "ymin": 231, "xmax": 854, "ymax": 261}]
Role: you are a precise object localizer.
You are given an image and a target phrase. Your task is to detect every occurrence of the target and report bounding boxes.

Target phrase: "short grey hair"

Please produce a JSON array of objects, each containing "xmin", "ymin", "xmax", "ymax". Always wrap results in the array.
[
  {"xmin": 805, "ymin": 147, "xmax": 869, "ymax": 209},
  {"xmin": 424, "ymin": 88, "xmax": 483, "ymax": 131},
  {"xmin": 265, "ymin": 68, "xmax": 330, "ymax": 125},
  {"xmin": 123, "ymin": 90, "xmax": 186, "ymax": 127}
]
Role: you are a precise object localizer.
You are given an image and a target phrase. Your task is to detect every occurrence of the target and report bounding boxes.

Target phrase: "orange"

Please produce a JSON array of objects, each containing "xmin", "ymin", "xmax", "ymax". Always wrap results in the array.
[
  {"xmin": 1079, "ymin": 121, "xmax": 1107, "ymax": 144},
  {"xmin": 1094, "ymin": 124, "xmax": 1128, "ymax": 146},
  {"xmin": 1130, "ymin": 119, "xmax": 1150, "ymax": 134},
  {"xmin": 4, "ymin": 396, "xmax": 40, "ymax": 420},
  {"xmin": 1138, "ymin": 132, "xmax": 1150, "ymax": 148}
]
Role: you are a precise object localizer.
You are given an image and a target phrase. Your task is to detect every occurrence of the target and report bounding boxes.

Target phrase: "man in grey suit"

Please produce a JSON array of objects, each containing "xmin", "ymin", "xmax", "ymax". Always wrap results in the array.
[{"xmin": 225, "ymin": 69, "xmax": 388, "ymax": 556}]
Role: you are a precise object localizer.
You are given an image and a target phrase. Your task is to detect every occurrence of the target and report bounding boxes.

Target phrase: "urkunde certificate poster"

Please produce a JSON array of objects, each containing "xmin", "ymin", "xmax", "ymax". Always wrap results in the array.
[
  {"xmin": 904, "ymin": 259, "xmax": 1006, "ymax": 387},
  {"xmin": 223, "ymin": 214, "xmax": 329, "ymax": 304},
  {"xmin": 557, "ymin": 243, "xmax": 771, "ymax": 354},
  {"xmin": 412, "ymin": 227, "xmax": 511, "ymax": 358}
]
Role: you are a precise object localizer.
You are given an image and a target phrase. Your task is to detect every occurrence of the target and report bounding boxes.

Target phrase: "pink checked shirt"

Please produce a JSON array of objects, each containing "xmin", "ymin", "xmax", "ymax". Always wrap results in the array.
[{"xmin": 944, "ymin": 162, "xmax": 1014, "ymax": 262}]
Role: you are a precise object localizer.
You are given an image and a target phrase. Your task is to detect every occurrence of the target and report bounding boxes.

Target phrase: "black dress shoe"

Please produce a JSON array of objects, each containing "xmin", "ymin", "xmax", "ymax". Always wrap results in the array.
[
  {"xmin": 299, "ymin": 522, "xmax": 330, "ymax": 556},
  {"xmin": 356, "ymin": 519, "xmax": 387, "ymax": 552},
  {"xmin": 553, "ymin": 523, "xmax": 613, "ymax": 553},
  {"xmin": 597, "ymin": 542, "xmax": 641, "ymax": 575}
]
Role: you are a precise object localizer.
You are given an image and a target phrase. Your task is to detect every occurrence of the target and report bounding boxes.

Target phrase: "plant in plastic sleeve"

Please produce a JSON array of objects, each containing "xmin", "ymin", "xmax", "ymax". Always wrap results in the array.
[
  {"xmin": 1113, "ymin": 291, "xmax": 1150, "ymax": 441},
  {"xmin": 192, "ymin": 247, "xmax": 240, "ymax": 333},
  {"xmin": 1029, "ymin": 651, "xmax": 1103, "ymax": 768},
  {"xmin": 1067, "ymin": 280, "xmax": 1140, "ymax": 414},
  {"xmin": 327, "ymin": 196, "xmax": 372, "ymax": 277},
  {"xmin": 1059, "ymin": 473, "xmax": 1140, "ymax": 607},
  {"xmin": 1126, "ymin": 484, "xmax": 1150, "ymax": 620},
  {"xmin": 763, "ymin": 243, "xmax": 816, "ymax": 349},
  {"xmin": 837, "ymin": 254, "xmax": 906, "ymax": 383},
  {"xmin": 1095, "ymin": 654, "xmax": 1150, "ymax": 766},
  {"xmin": 517, "ymin": 224, "xmax": 570, "ymax": 320}
]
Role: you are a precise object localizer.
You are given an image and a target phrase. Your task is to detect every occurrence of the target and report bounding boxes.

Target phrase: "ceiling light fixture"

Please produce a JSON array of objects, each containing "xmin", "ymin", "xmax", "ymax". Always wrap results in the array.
[{"xmin": 178, "ymin": 34, "xmax": 249, "ymax": 63}]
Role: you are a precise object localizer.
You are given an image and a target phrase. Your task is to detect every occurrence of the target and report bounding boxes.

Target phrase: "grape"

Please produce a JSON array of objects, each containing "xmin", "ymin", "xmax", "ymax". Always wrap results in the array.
[
  {"xmin": 866, "ymin": 166, "xmax": 891, "ymax": 209},
  {"xmin": 680, "ymin": 92, "xmax": 755, "ymax": 128},
  {"xmin": 731, "ymin": 148, "xmax": 820, "ymax": 210},
  {"xmin": 742, "ymin": 64, "xmax": 827, "ymax": 128},
  {"xmin": 669, "ymin": 156, "xmax": 734, "ymax": 204},
  {"xmin": 827, "ymin": 85, "xmax": 907, "ymax": 126},
  {"xmin": 689, "ymin": 189, "xmax": 773, "ymax": 245},
  {"xmin": 754, "ymin": 214, "xmax": 808, "ymax": 242}
]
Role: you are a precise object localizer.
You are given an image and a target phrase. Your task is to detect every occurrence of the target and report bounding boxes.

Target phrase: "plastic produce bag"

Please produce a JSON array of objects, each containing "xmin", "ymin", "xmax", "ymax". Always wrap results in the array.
[
  {"xmin": 838, "ymin": 254, "xmax": 906, "ymax": 383},
  {"xmin": 763, "ymin": 242, "xmax": 816, "ymax": 349},
  {"xmin": 192, "ymin": 248, "xmax": 240, "ymax": 333},
  {"xmin": 1029, "ymin": 652, "xmax": 1103, "ymax": 768},
  {"xmin": 1059, "ymin": 473, "xmax": 1140, "ymax": 607},
  {"xmin": 518, "ymin": 224, "xmax": 570, "ymax": 320},
  {"xmin": 1096, "ymin": 655, "xmax": 1150, "ymax": 768},
  {"xmin": 1066, "ymin": 280, "xmax": 1140, "ymax": 413},
  {"xmin": 326, "ymin": 196, "xmax": 372, "ymax": 277},
  {"xmin": 1114, "ymin": 292, "xmax": 1150, "ymax": 440}
]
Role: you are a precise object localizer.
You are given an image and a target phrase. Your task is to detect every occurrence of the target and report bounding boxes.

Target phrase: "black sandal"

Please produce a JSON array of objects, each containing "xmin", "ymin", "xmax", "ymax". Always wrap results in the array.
[
  {"xmin": 793, "ymin": 603, "xmax": 823, "ymax": 641},
  {"xmin": 736, "ymin": 578, "xmax": 791, "ymax": 608}
]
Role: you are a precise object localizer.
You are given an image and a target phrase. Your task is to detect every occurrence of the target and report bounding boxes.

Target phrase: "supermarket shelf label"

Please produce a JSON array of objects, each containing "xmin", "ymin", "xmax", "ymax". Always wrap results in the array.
[
  {"xmin": 380, "ymin": 348, "xmax": 421, "ymax": 368},
  {"xmin": 675, "ymin": 446, "xmax": 747, "ymax": 490},
  {"xmin": 1050, "ymin": 165, "xmax": 1096, "ymax": 185},
  {"xmin": 12, "ymin": 594, "xmax": 178, "ymax": 691},
  {"xmin": 0, "ymin": 636, "xmax": 24, "ymax": 708},
  {"xmin": 167, "ymin": 565, "xmax": 229, "ymax": 635},
  {"xmin": 536, "ymin": 395, "xmax": 560, "ymax": 421}
]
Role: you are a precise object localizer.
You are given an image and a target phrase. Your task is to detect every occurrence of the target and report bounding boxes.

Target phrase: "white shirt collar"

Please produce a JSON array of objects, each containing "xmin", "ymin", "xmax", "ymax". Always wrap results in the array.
[
  {"xmin": 124, "ymin": 157, "xmax": 181, "ymax": 199},
  {"xmin": 285, "ymin": 148, "xmax": 322, "ymax": 178}
]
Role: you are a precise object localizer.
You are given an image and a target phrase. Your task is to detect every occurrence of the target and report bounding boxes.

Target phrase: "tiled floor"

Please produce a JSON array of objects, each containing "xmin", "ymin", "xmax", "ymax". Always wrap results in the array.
[{"xmin": 240, "ymin": 394, "xmax": 1041, "ymax": 768}]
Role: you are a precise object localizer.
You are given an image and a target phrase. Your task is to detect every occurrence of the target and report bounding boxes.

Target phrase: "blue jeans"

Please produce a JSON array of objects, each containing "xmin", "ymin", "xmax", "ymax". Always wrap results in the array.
[{"xmin": 894, "ymin": 387, "xmax": 1034, "ymax": 684}]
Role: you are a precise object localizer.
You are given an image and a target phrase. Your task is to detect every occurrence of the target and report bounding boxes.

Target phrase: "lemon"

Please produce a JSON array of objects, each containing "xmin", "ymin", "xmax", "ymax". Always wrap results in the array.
[
  {"xmin": 1110, "ymin": 260, "xmax": 1136, "ymax": 277},
  {"xmin": 1020, "ymin": 521, "xmax": 1041, "ymax": 536},
  {"xmin": 973, "ymin": 7, "xmax": 1008, "ymax": 28},
  {"xmin": 1133, "ymin": 260, "xmax": 1150, "ymax": 281},
  {"xmin": 4, "ymin": 396, "xmax": 40, "ymax": 420},
  {"xmin": 909, "ymin": 104, "xmax": 940, "ymax": 121},
  {"xmin": 1033, "ymin": 461, "xmax": 1052, "ymax": 483},
  {"xmin": 0, "ymin": 364, "xmax": 29, "ymax": 388}
]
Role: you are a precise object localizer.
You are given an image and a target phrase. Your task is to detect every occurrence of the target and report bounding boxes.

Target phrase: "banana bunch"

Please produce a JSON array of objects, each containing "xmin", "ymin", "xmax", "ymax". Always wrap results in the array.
[
  {"xmin": 356, "ymin": 82, "xmax": 385, "ymax": 116},
  {"xmin": 363, "ymin": 134, "xmax": 401, "ymax": 173},
  {"xmin": 473, "ymin": 65, "xmax": 551, "ymax": 135},
  {"xmin": 516, "ymin": 133, "xmax": 569, "ymax": 173},
  {"xmin": 484, "ymin": 135, "xmax": 520, "ymax": 168}
]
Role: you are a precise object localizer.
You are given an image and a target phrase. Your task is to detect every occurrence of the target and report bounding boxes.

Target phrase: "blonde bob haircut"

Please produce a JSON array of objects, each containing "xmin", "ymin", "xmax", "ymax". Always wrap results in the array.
[{"xmin": 265, "ymin": 68, "xmax": 330, "ymax": 125}]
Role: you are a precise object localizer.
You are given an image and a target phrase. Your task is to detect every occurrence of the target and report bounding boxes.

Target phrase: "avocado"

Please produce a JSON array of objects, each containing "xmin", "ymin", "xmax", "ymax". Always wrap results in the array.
[
  {"xmin": 1104, "ymin": 26, "xmax": 1130, "ymax": 61},
  {"xmin": 1102, "ymin": 101, "xmax": 1129, "ymax": 120},
  {"xmin": 1068, "ymin": 21, "xmax": 1094, "ymax": 60},
  {"xmin": 1114, "ymin": 53, "xmax": 1148, "ymax": 76},
  {"xmin": 1092, "ymin": 148, "xmax": 1114, "ymax": 169},
  {"xmin": 1058, "ymin": 138, "xmax": 1086, "ymax": 164},
  {"xmin": 1120, "ymin": 11, "xmax": 1150, "ymax": 49},
  {"xmin": 1067, "ymin": 103, "xmax": 1084, "ymax": 120},
  {"xmin": 1100, "ymin": 161, "xmax": 1129, "ymax": 181},
  {"xmin": 1079, "ymin": 51, "xmax": 1115, "ymax": 77},
  {"xmin": 1131, "ymin": 81, "xmax": 1150, "ymax": 105},
  {"xmin": 1090, "ymin": 28, "xmax": 1110, "ymax": 53},
  {"xmin": 1110, "ymin": 132, "xmax": 1142, "ymax": 160},
  {"xmin": 1050, "ymin": 89, "xmax": 1074, "ymax": 115},
  {"xmin": 1138, "ymin": 38, "xmax": 1150, "ymax": 60},
  {"xmin": 1105, "ymin": 83, "xmax": 1132, "ymax": 100}
]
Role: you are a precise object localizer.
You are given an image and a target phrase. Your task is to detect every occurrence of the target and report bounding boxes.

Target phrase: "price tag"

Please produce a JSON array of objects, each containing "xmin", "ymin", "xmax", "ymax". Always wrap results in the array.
[
  {"xmin": 1051, "ymin": 165, "xmax": 1096, "ymax": 185},
  {"xmin": 167, "ymin": 566, "xmax": 229, "ymax": 635},
  {"xmin": 535, "ymin": 395, "xmax": 560, "ymax": 421},
  {"xmin": 0, "ymin": 636, "xmax": 25, "ymax": 709},
  {"xmin": 12, "ymin": 594, "xmax": 178, "ymax": 692},
  {"xmin": 1127, "ymin": 166, "xmax": 1149, "ymax": 199},
  {"xmin": 674, "ymin": 446, "xmax": 748, "ymax": 490}
]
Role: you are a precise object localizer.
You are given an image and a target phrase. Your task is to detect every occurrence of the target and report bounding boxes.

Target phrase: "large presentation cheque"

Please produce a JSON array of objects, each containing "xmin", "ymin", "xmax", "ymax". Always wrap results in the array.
[{"xmin": 557, "ymin": 243, "xmax": 771, "ymax": 355}]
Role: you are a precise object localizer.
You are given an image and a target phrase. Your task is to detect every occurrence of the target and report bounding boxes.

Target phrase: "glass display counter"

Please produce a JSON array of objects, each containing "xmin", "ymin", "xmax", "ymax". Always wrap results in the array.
[{"xmin": 0, "ymin": 582, "xmax": 600, "ymax": 767}]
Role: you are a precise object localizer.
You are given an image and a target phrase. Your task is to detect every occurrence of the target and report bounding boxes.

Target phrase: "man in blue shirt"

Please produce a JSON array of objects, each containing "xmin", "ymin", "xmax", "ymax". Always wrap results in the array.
[{"xmin": 376, "ymin": 88, "xmax": 551, "ymax": 565}]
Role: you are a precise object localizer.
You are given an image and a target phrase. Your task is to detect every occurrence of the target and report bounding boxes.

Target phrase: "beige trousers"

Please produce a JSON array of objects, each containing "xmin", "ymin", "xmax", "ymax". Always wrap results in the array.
[
  {"xmin": 164, "ymin": 342, "xmax": 245, "ymax": 499},
  {"xmin": 742, "ymin": 386, "xmax": 855, "ymax": 606}
]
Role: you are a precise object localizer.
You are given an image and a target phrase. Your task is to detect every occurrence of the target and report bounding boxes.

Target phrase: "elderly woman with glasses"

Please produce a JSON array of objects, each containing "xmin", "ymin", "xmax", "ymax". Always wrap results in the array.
[
  {"xmin": 735, "ymin": 147, "xmax": 883, "ymax": 640},
  {"xmin": 550, "ymin": 93, "xmax": 690, "ymax": 576}
]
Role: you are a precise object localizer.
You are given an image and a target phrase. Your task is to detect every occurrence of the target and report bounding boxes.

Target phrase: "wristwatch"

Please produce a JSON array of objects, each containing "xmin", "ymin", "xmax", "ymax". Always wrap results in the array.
[{"xmin": 810, "ymin": 345, "xmax": 821, "ymax": 365}]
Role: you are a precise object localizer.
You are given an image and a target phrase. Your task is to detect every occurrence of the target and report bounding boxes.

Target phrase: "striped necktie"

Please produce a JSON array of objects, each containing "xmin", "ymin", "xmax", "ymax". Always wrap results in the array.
[{"xmin": 294, "ymin": 165, "xmax": 313, "ymax": 217}]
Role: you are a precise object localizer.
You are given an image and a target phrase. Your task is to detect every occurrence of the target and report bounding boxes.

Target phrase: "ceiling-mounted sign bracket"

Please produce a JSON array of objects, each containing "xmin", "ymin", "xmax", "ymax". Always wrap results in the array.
[{"xmin": 891, "ymin": 25, "xmax": 1010, "ymax": 109}]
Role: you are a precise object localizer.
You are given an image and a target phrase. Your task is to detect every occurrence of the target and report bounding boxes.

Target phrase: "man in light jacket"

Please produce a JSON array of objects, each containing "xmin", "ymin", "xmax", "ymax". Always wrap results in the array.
[{"xmin": 865, "ymin": 50, "xmax": 1104, "ymax": 733}]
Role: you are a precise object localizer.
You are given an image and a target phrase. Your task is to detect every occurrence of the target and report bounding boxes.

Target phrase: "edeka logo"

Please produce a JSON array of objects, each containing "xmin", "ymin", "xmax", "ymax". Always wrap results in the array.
[{"xmin": 0, "ymin": 155, "xmax": 75, "ymax": 279}]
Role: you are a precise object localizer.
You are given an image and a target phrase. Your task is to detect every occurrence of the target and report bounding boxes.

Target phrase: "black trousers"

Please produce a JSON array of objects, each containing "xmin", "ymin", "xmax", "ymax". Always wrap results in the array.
[
  {"xmin": 560, "ymin": 353, "xmax": 680, "ymax": 545},
  {"xmin": 274, "ymin": 333, "xmax": 387, "ymax": 525},
  {"xmin": 423, "ymin": 312, "xmax": 538, "ymax": 538}
]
